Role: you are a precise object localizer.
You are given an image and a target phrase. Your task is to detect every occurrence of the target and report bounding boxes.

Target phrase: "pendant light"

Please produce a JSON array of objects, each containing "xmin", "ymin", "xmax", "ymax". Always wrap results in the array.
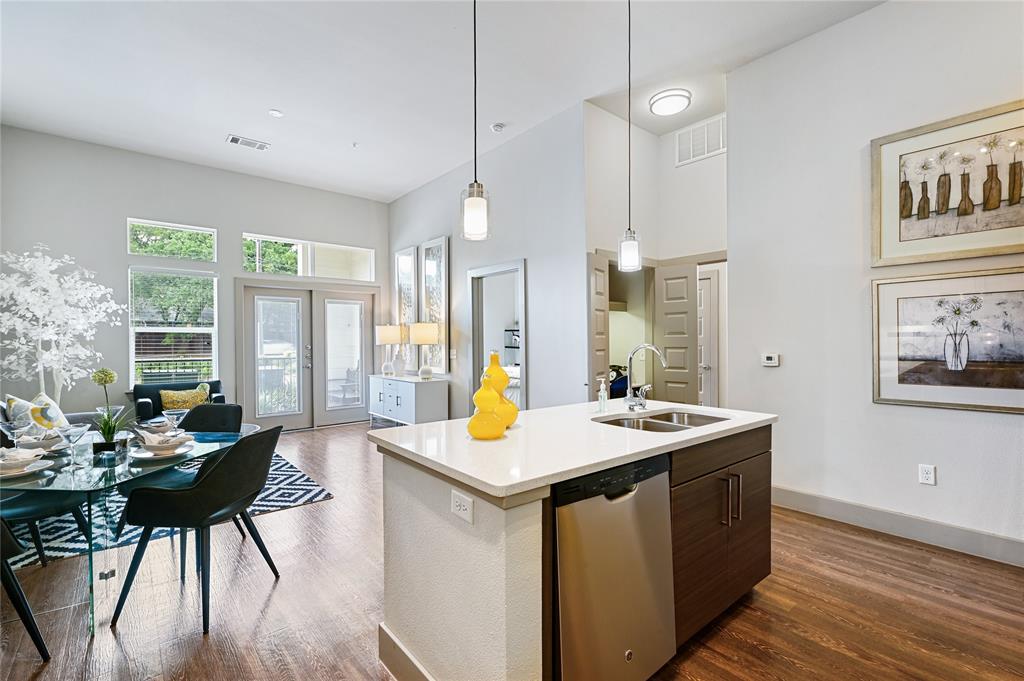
[
  {"xmin": 461, "ymin": 0, "xmax": 490, "ymax": 241},
  {"xmin": 617, "ymin": 0, "xmax": 641, "ymax": 272}
]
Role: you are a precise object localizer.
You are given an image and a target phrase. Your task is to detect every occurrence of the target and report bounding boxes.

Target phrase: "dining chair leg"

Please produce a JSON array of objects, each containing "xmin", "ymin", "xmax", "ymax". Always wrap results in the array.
[
  {"xmin": 231, "ymin": 515, "xmax": 246, "ymax": 539},
  {"xmin": 195, "ymin": 526, "xmax": 201, "ymax": 574},
  {"xmin": 114, "ymin": 508, "xmax": 126, "ymax": 540},
  {"xmin": 71, "ymin": 506, "xmax": 91, "ymax": 543},
  {"xmin": 179, "ymin": 527, "xmax": 188, "ymax": 582},
  {"xmin": 26, "ymin": 521, "xmax": 47, "ymax": 567},
  {"xmin": 200, "ymin": 526, "xmax": 211, "ymax": 634},
  {"xmin": 111, "ymin": 526, "xmax": 153, "ymax": 627},
  {"xmin": 1, "ymin": 559, "xmax": 49, "ymax": 661},
  {"xmin": 239, "ymin": 511, "xmax": 279, "ymax": 579}
]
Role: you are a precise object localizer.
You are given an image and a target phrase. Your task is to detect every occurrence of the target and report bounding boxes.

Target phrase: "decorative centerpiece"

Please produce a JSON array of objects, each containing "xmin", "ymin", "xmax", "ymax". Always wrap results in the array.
[
  {"xmin": 467, "ymin": 376, "xmax": 505, "ymax": 440},
  {"xmin": 92, "ymin": 368, "xmax": 133, "ymax": 458},
  {"xmin": 486, "ymin": 352, "xmax": 518, "ymax": 428}
]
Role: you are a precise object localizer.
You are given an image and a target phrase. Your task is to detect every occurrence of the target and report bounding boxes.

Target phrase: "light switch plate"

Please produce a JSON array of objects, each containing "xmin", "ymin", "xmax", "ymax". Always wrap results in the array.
[
  {"xmin": 451, "ymin": 489, "xmax": 473, "ymax": 524},
  {"xmin": 450, "ymin": 349, "xmax": 457, "ymax": 360},
  {"xmin": 761, "ymin": 353, "xmax": 780, "ymax": 367}
]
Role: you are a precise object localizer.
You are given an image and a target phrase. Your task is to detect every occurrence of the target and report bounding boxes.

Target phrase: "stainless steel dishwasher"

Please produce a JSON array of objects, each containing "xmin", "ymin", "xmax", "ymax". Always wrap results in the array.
[{"xmin": 553, "ymin": 455, "xmax": 676, "ymax": 681}]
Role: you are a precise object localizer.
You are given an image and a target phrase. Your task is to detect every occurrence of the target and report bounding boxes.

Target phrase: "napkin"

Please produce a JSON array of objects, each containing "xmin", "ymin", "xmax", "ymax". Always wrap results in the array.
[
  {"xmin": 136, "ymin": 430, "xmax": 194, "ymax": 447},
  {"xmin": 0, "ymin": 448, "xmax": 43, "ymax": 469},
  {"xmin": 16, "ymin": 432, "xmax": 62, "ymax": 450},
  {"xmin": 137, "ymin": 420, "xmax": 172, "ymax": 434}
]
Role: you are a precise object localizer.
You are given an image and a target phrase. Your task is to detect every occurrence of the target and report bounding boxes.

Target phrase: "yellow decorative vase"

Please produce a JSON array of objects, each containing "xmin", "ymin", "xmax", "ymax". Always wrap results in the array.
[
  {"xmin": 468, "ymin": 376, "xmax": 505, "ymax": 440},
  {"xmin": 486, "ymin": 352, "xmax": 519, "ymax": 428}
]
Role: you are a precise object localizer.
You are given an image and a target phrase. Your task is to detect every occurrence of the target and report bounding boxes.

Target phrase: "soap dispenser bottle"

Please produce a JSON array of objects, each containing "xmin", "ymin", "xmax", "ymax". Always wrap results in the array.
[{"xmin": 597, "ymin": 378, "xmax": 608, "ymax": 413}]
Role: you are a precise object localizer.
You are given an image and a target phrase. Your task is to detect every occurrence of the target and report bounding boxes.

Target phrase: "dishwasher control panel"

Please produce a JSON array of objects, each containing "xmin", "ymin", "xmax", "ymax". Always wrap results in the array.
[{"xmin": 553, "ymin": 455, "xmax": 669, "ymax": 507}]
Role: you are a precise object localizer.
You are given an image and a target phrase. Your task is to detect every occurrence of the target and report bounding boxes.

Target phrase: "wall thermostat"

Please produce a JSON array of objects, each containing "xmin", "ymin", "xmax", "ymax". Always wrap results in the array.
[{"xmin": 761, "ymin": 353, "xmax": 780, "ymax": 367}]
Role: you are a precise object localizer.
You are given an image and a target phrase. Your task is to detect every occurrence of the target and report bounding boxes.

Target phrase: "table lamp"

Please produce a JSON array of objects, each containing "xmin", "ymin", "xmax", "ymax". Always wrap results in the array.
[
  {"xmin": 408, "ymin": 322, "xmax": 440, "ymax": 380},
  {"xmin": 375, "ymin": 324, "xmax": 402, "ymax": 377}
]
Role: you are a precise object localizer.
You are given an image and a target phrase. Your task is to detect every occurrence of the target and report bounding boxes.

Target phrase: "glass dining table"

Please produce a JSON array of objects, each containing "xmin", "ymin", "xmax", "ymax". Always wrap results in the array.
[{"xmin": 0, "ymin": 431, "xmax": 242, "ymax": 635}]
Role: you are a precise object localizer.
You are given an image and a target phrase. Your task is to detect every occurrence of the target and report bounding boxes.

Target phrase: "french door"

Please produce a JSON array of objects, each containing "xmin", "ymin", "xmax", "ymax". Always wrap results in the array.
[{"xmin": 242, "ymin": 286, "xmax": 373, "ymax": 430}]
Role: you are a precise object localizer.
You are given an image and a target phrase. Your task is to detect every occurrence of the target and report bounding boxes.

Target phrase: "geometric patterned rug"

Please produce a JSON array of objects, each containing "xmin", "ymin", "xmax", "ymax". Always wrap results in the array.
[{"xmin": 8, "ymin": 453, "xmax": 332, "ymax": 569}]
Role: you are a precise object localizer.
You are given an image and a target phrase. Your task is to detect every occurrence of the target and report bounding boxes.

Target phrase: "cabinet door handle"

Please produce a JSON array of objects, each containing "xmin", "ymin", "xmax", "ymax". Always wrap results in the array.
[
  {"xmin": 720, "ymin": 477, "xmax": 733, "ymax": 527},
  {"xmin": 378, "ymin": 392, "xmax": 383, "ymax": 403},
  {"xmin": 733, "ymin": 473, "xmax": 743, "ymax": 520},
  {"xmin": 396, "ymin": 396, "xmax": 402, "ymax": 407}
]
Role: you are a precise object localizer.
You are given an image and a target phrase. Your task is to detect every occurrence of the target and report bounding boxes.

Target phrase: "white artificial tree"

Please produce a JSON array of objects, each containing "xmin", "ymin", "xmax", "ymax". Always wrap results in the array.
[{"xmin": 0, "ymin": 246, "xmax": 125, "ymax": 405}]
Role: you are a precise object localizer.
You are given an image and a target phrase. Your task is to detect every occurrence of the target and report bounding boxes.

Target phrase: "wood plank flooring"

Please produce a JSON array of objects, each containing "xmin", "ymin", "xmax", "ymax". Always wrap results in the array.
[{"xmin": 2, "ymin": 423, "xmax": 1022, "ymax": 680}]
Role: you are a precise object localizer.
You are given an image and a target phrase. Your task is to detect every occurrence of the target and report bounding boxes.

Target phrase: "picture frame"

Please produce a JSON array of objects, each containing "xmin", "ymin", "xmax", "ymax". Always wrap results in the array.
[
  {"xmin": 393, "ymin": 245, "xmax": 418, "ymax": 371},
  {"xmin": 418, "ymin": 236, "xmax": 449, "ymax": 375},
  {"xmin": 871, "ymin": 100, "xmax": 1024, "ymax": 267},
  {"xmin": 872, "ymin": 266, "xmax": 1024, "ymax": 414}
]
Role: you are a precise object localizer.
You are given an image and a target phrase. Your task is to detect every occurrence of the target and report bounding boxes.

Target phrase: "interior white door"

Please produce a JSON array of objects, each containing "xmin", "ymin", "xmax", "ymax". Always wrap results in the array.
[
  {"xmin": 652, "ymin": 262, "xmax": 699, "ymax": 404},
  {"xmin": 586, "ymin": 252, "xmax": 611, "ymax": 400},
  {"xmin": 243, "ymin": 287, "xmax": 314, "ymax": 430},
  {"xmin": 697, "ymin": 271, "xmax": 720, "ymax": 406},
  {"xmin": 312, "ymin": 290, "xmax": 373, "ymax": 426}
]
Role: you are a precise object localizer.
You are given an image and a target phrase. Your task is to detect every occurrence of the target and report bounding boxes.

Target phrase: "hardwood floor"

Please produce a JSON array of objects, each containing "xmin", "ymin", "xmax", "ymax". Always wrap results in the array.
[{"xmin": 2, "ymin": 423, "xmax": 1022, "ymax": 680}]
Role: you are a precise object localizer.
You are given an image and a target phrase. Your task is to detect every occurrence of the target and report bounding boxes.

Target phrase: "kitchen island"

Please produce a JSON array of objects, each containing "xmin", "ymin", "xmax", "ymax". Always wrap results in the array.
[{"xmin": 368, "ymin": 399, "xmax": 778, "ymax": 681}]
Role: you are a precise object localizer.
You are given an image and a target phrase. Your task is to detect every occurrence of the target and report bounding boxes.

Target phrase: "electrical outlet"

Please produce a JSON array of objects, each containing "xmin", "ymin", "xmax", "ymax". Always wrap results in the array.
[
  {"xmin": 918, "ymin": 464, "xmax": 936, "ymax": 486},
  {"xmin": 761, "ymin": 352, "xmax": 780, "ymax": 367},
  {"xmin": 451, "ymin": 489, "xmax": 474, "ymax": 524},
  {"xmin": 450, "ymin": 348, "xmax": 457, "ymax": 360}
]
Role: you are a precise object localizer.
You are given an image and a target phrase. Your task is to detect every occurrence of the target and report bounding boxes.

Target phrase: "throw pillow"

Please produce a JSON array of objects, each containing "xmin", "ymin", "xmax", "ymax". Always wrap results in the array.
[
  {"xmin": 159, "ymin": 383, "xmax": 210, "ymax": 410},
  {"xmin": 4, "ymin": 393, "xmax": 70, "ymax": 435}
]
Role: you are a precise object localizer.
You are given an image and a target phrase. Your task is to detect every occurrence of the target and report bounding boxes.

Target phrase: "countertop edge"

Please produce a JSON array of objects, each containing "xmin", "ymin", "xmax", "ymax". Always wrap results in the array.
[{"xmin": 369, "ymin": 414, "xmax": 778, "ymax": 500}]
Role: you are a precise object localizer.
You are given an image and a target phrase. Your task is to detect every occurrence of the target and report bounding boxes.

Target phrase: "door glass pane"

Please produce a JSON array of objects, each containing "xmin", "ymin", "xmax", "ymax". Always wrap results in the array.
[
  {"xmin": 256, "ymin": 297, "xmax": 301, "ymax": 416},
  {"xmin": 325, "ymin": 300, "xmax": 364, "ymax": 409}
]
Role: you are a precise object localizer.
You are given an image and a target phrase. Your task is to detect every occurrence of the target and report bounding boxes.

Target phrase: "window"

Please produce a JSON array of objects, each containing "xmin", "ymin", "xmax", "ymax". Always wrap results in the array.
[
  {"xmin": 243, "ymin": 233, "xmax": 374, "ymax": 282},
  {"xmin": 129, "ymin": 268, "xmax": 217, "ymax": 385},
  {"xmin": 127, "ymin": 219, "xmax": 217, "ymax": 262}
]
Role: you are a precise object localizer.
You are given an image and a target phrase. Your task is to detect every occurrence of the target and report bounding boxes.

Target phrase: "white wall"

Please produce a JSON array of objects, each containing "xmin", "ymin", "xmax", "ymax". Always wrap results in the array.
[
  {"xmin": 389, "ymin": 105, "xmax": 589, "ymax": 417},
  {"xmin": 1, "ymin": 126, "xmax": 390, "ymax": 412},
  {"xmin": 658, "ymin": 137, "xmax": 727, "ymax": 258},
  {"xmin": 727, "ymin": 1, "xmax": 1024, "ymax": 541}
]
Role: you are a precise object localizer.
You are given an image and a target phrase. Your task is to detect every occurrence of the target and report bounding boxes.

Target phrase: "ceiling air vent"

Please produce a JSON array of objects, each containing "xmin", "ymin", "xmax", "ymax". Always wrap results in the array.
[
  {"xmin": 225, "ymin": 134, "xmax": 270, "ymax": 151},
  {"xmin": 674, "ymin": 114, "xmax": 726, "ymax": 167}
]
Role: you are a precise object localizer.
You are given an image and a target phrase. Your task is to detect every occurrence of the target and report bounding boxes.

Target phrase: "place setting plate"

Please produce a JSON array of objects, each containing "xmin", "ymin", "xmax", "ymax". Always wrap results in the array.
[
  {"xmin": 0, "ymin": 459, "xmax": 56, "ymax": 480},
  {"xmin": 129, "ymin": 443, "xmax": 195, "ymax": 460}
]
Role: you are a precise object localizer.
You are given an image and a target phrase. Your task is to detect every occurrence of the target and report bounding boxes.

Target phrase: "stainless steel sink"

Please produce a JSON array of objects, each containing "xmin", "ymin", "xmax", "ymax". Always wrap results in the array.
[
  {"xmin": 599, "ymin": 417, "xmax": 686, "ymax": 433},
  {"xmin": 646, "ymin": 411, "xmax": 727, "ymax": 427}
]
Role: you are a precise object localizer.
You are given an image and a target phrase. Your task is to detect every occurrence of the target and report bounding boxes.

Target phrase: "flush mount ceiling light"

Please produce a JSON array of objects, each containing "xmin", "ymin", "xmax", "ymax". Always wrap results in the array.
[
  {"xmin": 648, "ymin": 88, "xmax": 691, "ymax": 117},
  {"xmin": 268, "ymin": 109, "xmax": 284, "ymax": 118},
  {"xmin": 460, "ymin": 0, "xmax": 490, "ymax": 241},
  {"xmin": 618, "ymin": 0, "xmax": 640, "ymax": 273}
]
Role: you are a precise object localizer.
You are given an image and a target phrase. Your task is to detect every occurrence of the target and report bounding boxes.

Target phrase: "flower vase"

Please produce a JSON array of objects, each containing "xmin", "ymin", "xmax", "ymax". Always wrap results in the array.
[
  {"xmin": 467, "ymin": 377, "xmax": 505, "ymax": 440},
  {"xmin": 899, "ymin": 180, "xmax": 913, "ymax": 219},
  {"xmin": 982, "ymin": 164, "xmax": 1001, "ymax": 211},
  {"xmin": 943, "ymin": 332, "xmax": 969, "ymax": 372},
  {"xmin": 486, "ymin": 352, "xmax": 518, "ymax": 428},
  {"xmin": 935, "ymin": 173, "xmax": 951, "ymax": 214},
  {"xmin": 1009, "ymin": 160, "xmax": 1022, "ymax": 205},
  {"xmin": 957, "ymin": 173, "xmax": 974, "ymax": 216},
  {"xmin": 916, "ymin": 181, "xmax": 930, "ymax": 219}
]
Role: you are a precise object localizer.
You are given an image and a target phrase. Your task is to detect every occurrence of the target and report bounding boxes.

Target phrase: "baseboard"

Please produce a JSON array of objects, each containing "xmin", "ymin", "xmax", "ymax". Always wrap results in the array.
[
  {"xmin": 379, "ymin": 623, "xmax": 436, "ymax": 681},
  {"xmin": 772, "ymin": 486, "xmax": 1024, "ymax": 568}
]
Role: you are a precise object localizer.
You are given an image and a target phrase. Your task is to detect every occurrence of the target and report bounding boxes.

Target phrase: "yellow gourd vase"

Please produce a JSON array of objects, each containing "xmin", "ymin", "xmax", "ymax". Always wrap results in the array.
[
  {"xmin": 486, "ymin": 352, "xmax": 519, "ymax": 428},
  {"xmin": 468, "ymin": 376, "xmax": 505, "ymax": 440}
]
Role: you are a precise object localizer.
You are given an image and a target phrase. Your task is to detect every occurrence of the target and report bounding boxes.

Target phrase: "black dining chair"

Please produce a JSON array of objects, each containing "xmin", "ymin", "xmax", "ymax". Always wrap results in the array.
[
  {"xmin": 111, "ymin": 426, "xmax": 283, "ymax": 634},
  {"xmin": 1, "ymin": 490, "xmax": 91, "ymax": 566},
  {"xmin": 1, "ymin": 520, "xmax": 49, "ymax": 661}
]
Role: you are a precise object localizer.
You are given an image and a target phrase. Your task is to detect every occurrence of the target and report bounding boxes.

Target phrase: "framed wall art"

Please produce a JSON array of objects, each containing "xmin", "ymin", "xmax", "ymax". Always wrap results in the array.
[
  {"xmin": 871, "ymin": 100, "xmax": 1024, "ymax": 266},
  {"xmin": 872, "ymin": 266, "xmax": 1024, "ymax": 414},
  {"xmin": 418, "ymin": 236, "xmax": 449, "ymax": 375}
]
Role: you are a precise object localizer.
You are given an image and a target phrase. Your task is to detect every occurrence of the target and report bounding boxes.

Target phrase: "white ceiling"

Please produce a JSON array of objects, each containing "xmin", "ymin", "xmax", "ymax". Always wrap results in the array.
[{"xmin": 1, "ymin": 1, "xmax": 876, "ymax": 203}]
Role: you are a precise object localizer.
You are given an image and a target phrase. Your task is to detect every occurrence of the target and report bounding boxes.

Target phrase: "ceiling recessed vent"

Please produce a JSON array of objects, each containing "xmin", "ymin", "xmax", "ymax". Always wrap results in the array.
[
  {"xmin": 674, "ymin": 114, "xmax": 726, "ymax": 167},
  {"xmin": 225, "ymin": 134, "xmax": 270, "ymax": 151}
]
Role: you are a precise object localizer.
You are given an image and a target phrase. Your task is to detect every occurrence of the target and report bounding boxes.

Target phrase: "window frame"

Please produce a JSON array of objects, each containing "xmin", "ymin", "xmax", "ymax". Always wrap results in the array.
[
  {"xmin": 126, "ymin": 218, "xmax": 218, "ymax": 263},
  {"xmin": 127, "ymin": 265, "xmax": 219, "ymax": 388},
  {"xmin": 242, "ymin": 232, "xmax": 375, "ymax": 282}
]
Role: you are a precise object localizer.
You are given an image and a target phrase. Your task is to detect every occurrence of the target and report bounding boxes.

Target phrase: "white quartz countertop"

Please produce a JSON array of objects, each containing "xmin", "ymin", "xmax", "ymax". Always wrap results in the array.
[{"xmin": 367, "ymin": 399, "xmax": 778, "ymax": 499}]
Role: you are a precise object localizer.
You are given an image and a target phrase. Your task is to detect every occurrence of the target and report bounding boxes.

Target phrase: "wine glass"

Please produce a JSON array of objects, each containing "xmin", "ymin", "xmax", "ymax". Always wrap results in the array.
[
  {"xmin": 57, "ymin": 423, "xmax": 92, "ymax": 470},
  {"xmin": 0, "ymin": 421, "xmax": 31, "ymax": 448},
  {"xmin": 162, "ymin": 409, "xmax": 189, "ymax": 435}
]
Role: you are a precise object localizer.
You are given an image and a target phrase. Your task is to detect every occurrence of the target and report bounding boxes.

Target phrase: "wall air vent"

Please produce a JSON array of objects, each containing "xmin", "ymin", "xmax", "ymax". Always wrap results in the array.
[
  {"xmin": 225, "ymin": 134, "xmax": 270, "ymax": 151},
  {"xmin": 674, "ymin": 114, "xmax": 726, "ymax": 167}
]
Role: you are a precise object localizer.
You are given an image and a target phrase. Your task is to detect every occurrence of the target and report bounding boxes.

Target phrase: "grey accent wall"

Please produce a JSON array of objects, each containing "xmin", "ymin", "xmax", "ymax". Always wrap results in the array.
[
  {"xmin": 389, "ymin": 104, "xmax": 589, "ymax": 417},
  {"xmin": 1, "ymin": 126, "xmax": 390, "ymax": 412}
]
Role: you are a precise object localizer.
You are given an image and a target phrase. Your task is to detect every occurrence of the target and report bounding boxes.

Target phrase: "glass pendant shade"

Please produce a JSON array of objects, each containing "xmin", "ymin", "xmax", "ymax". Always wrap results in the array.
[
  {"xmin": 461, "ymin": 181, "xmax": 490, "ymax": 241},
  {"xmin": 618, "ymin": 229, "xmax": 641, "ymax": 272}
]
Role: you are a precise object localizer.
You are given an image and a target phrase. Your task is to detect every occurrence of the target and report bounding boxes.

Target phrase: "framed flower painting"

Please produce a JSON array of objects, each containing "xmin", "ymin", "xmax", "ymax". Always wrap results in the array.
[
  {"xmin": 871, "ymin": 100, "xmax": 1024, "ymax": 266},
  {"xmin": 872, "ymin": 266, "xmax": 1024, "ymax": 414}
]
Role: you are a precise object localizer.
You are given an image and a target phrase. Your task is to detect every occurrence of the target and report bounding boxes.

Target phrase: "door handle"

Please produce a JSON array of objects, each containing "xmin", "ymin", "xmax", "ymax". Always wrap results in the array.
[
  {"xmin": 699, "ymin": 363, "xmax": 712, "ymax": 371},
  {"xmin": 720, "ymin": 477, "xmax": 733, "ymax": 527},
  {"xmin": 730, "ymin": 473, "xmax": 743, "ymax": 520},
  {"xmin": 303, "ymin": 363, "xmax": 312, "ymax": 369}
]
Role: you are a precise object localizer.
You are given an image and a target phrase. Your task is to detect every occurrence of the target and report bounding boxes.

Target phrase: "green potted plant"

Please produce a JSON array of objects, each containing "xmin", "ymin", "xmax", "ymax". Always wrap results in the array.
[{"xmin": 92, "ymin": 368, "xmax": 134, "ymax": 454}]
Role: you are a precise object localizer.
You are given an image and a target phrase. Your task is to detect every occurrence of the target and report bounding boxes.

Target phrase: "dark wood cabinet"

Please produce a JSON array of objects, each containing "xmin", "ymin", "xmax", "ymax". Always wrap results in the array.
[{"xmin": 670, "ymin": 429, "xmax": 772, "ymax": 646}]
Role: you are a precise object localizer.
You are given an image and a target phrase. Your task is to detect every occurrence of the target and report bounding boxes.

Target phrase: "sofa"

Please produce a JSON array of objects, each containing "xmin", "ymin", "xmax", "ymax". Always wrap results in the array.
[{"xmin": 132, "ymin": 380, "xmax": 225, "ymax": 421}]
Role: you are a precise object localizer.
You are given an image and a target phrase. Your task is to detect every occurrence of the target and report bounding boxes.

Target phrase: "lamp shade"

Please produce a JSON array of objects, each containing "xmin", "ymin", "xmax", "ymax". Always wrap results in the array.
[
  {"xmin": 375, "ymin": 324, "xmax": 402, "ymax": 345},
  {"xmin": 409, "ymin": 322, "xmax": 440, "ymax": 346},
  {"xmin": 618, "ymin": 230, "xmax": 641, "ymax": 272}
]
